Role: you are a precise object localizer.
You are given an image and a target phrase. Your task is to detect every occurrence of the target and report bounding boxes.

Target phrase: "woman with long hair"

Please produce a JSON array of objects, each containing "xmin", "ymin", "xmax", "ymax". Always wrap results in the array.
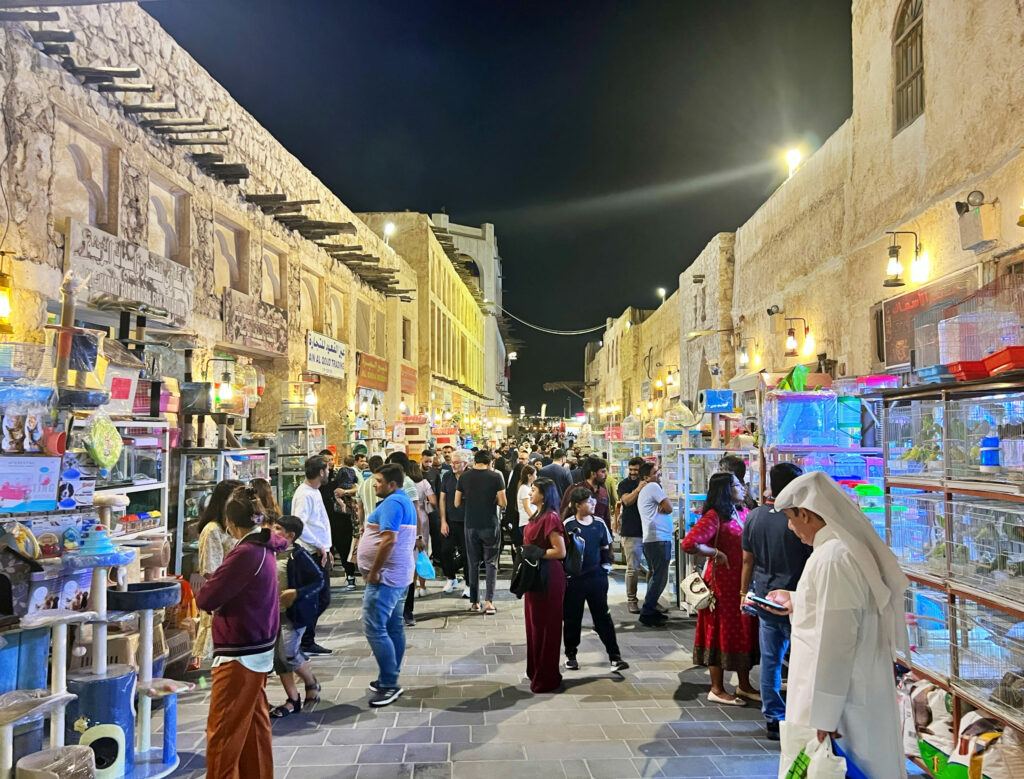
[
  {"xmin": 522, "ymin": 476, "xmax": 567, "ymax": 693},
  {"xmin": 196, "ymin": 485, "xmax": 287, "ymax": 779},
  {"xmin": 249, "ymin": 477, "xmax": 281, "ymax": 523},
  {"xmin": 682, "ymin": 472, "xmax": 759, "ymax": 705},
  {"xmin": 402, "ymin": 460, "xmax": 433, "ymax": 625},
  {"xmin": 190, "ymin": 479, "xmax": 244, "ymax": 665},
  {"xmin": 560, "ymin": 487, "xmax": 628, "ymax": 672},
  {"xmin": 513, "ymin": 465, "xmax": 537, "ymax": 555}
]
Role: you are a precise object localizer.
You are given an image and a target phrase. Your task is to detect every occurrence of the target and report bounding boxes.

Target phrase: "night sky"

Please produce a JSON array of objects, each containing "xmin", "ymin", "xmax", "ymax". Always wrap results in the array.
[{"xmin": 144, "ymin": 0, "xmax": 852, "ymax": 413}]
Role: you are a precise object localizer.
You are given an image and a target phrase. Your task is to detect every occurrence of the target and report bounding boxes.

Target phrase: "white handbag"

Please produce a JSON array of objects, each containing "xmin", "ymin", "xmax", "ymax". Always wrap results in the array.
[{"xmin": 680, "ymin": 569, "xmax": 715, "ymax": 611}]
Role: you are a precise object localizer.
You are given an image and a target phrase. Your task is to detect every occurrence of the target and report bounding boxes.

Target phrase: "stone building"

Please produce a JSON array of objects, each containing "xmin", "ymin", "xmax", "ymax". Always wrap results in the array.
[
  {"xmin": 358, "ymin": 212, "xmax": 491, "ymax": 428},
  {"xmin": 590, "ymin": 0, "xmax": 1024, "ymax": 414},
  {"xmin": 0, "ymin": 3, "xmax": 426, "ymax": 446}
]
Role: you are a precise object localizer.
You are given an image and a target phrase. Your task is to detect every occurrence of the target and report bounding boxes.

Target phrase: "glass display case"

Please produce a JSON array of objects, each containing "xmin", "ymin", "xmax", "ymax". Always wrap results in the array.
[
  {"xmin": 174, "ymin": 447, "xmax": 270, "ymax": 573},
  {"xmin": 277, "ymin": 424, "xmax": 326, "ymax": 512},
  {"xmin": 763, "ymin": 390, "xmax": 838, "ymax": 447}
]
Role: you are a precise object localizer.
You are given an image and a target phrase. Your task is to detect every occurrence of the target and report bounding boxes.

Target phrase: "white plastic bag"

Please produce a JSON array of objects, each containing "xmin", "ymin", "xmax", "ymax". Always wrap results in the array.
[
  {"xmin": 806, "ymin": 737, "xmax": 847, "ymax": 779},
  {"xmin": 779, "ymin": 721, "xmax": 817, "ymax": 779}
]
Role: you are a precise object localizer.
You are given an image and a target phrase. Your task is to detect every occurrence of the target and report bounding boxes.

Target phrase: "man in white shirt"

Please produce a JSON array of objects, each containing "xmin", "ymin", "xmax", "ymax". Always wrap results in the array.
[
  {"xmin": 637, "ymin": 461, "xmax": 674, "ymax": 628},
  {"xmin": 767, "ymin": 472, "xmax": 909, "ymax": 779},
  {"xmin": 291, "ymin": 454, "xmax": 334, "ymax": 655}
]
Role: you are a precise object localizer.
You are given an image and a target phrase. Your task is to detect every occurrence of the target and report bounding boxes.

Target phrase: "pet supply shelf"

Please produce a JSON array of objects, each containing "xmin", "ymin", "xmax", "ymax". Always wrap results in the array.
[{"xmin": 95, "ymin": 481, "xmax": 165, "ymax": 496}]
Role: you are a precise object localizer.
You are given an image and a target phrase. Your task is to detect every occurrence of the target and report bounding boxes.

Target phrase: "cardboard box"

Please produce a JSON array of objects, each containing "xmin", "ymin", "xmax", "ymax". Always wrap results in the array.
[
  {"xmin": 57, "ymin": 450, "xmax": 97, "ymax": 510},
  {"xmin": 0, "ymin": 456, "xmax": 61, "ymax": 513},
  {"xmin": 24, "ymin": 511, "xmax": 93, "ymax": 557}
]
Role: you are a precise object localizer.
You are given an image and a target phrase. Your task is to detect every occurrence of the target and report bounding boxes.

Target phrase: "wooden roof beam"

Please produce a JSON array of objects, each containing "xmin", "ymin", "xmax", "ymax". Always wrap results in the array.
[
  {"xmin": 0, "ymin": 10, "xmax": 59, "ymax": 21},
  {"xmin": 123, "ymin": 101, "xmax": 177, "ymax": 114}
]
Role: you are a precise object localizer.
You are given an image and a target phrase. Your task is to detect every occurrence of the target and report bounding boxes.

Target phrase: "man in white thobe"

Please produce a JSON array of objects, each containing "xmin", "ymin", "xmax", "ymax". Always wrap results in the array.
[{"xmin": 766, "ymin": 471, "xmax": 909, "ymax": 779}]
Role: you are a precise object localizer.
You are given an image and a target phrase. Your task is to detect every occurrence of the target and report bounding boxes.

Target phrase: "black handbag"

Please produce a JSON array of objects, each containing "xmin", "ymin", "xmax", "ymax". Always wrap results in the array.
[
  {"xmin": 563, "ymin": 528, "xmax": 585, "ymax": 577},
  {"xmin": 510, "ymin": 557, "xmax": 547, "ymax": 598}
]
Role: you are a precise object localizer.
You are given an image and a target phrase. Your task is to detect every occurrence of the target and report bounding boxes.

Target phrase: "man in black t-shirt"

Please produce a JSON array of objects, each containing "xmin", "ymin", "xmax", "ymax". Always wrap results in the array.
[
  {"xmin": 439, "ymin": 451, "xmax": 467, "ymax": 593},
  {"xmin": 537, "ymin": 448, "xmax": 572, "ymax": 498},
  {"xmin": 615, "ymin": 457, "xmax": 647, "ymax": 613},
  {"xmin": 455, "ymin": 450, "xmax": 507, "ymax": 614}
]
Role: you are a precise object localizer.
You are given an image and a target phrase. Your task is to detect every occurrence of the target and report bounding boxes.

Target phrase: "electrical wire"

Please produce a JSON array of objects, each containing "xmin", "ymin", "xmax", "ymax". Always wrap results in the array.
[
  {"xmin": 496, "ymin": 303, "xmax": 608, "ymax": 336},
  {"xmin": 0, "ymin": 138, "xmax": 10, "ymax": 258}
]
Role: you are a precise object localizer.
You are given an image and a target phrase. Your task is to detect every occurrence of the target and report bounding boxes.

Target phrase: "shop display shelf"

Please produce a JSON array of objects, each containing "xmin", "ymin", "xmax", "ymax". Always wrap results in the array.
[
  {"xmin": 884, "ymin": 399, "xmax": 945, "ymax": 479},
  {"xmin": 949, "ymin": 601, "xmax": 1024, "ymax": 726},
  {"xmin": 949, "ymin": 498, "xmax": 1024, "ymax": 600},
  {"xmin": 94, "ymin": 481, "xmax": 166, "ymax": 496},
  {"xmin": 905, "ymin": 580, "xmax": 953, "ymax": 680},
  {"xmin": 763, "ymin": 390, "xmax": 838, "ymax": 447},
  {"xmin": 889, "ymin": 492, "xmax": 947, "ymax": 576},
  {"xmin": 985, "ymin": 346, "xmax": 1024, "ymax": 376},
  {"xmin": 947, "ymin": 394, "xmax": 1024, "ymax": 483}
]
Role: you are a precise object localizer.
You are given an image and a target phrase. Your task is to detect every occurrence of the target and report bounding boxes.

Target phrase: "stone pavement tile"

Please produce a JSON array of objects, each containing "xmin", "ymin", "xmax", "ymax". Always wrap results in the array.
[
  {"xmin": 667, "ymin": 737, "xmax": 725, "ymax": 757},
  {"xmin": 719, "ymin": 719, "xmax": 770, "ymax": 737},
  {"xmin": 624, "ymin": 739, "xmax": 677, "ymax": 758},
  {"xmin": 685, "ymin": 706, "xmax": 732, "ymax": 722},
  {"xmin": 285, "ymin": 766, "xmax": 358, "ymax": 779},
  {"xmin": 721, "ymin": 704, "xmax": 766, "ymax": 721},
  {"xmin": 358, "ymin": 744, "xmax": 408, "ymax": 763},
  {"xmin": 562, "ymin": 760, "xmax": 590, "ymax": 779},
  {"xmin": 528, "ymin": 740, "xmax": 632, "ymax": 761},
  {"xmin": 617, "ymin": 707, "xmax": 656, "ymax": 723},
  {"xmin": 384, "ymin": 726, "xmax": 435, "ymax": 744},
  {"xmin": 288, "ymin": 744, "xmax": 361, "ymax": 765},
  {"xmin": 269, "ymin": 728, "xmax": 329, "ymax": 746},
  {"xmin": 403, "ymin": 743, "xmax": 450, "ymax": 763},
  {"xmin": 432, "ymin": 724, "xmax": 472, "ymax": 742},
  {"xmin": 586, "ymin": 758, "xmax": 641, "ymax": 778},
  {"xmin": 327, "ymin": 727, "xmax": 386, "ymax": 745},
  {"xmin": 413, "ymin": 762, "xmax": 454, "ymax": 779},
  {"xmin": 356, "ymin": 764, "xmax": 413, "ymax": 778},
  {"xmin": 431, "ymin": 710, "xmax": 487, "ymax": 726},
  {"xmin": 396, "ymin": 711, "xmax": 436, "ymax": 727},
  {"xmin": 448, "ymin": 741, "xmax": 526, "ymax": 761},
  {"xmin": 452, "ymin": 760, "xmax": 565, "ymax": 779},
  {"xmin": 602, "ymin": 723, "xmax": 669, "ymax": 741},
  {"xmin": 710, "ymin": 753, "xmax": 780, "ymax": 776},
  {"xmin": 667, "ymin": 720, "xmax": 730, "ymax": 738},
  {"xmin": 711, "ymin": 736, "xmax": 771, "ymax": 755},
  {"xmin": 632, "ymin": 756, "xmax": 723, "ymax": 777},
  {"xmin": 529, "ymin": 708, "xmax": 624, "ymax": 725},
  {"xmin": 273, "ymin": 746, "xmax": 296, "ymax": 765}
]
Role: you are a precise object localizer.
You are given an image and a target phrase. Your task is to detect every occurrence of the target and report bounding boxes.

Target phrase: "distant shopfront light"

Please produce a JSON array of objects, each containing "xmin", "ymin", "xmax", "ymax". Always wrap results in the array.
[{"xmin": 0, "ymin": 270, "xmax": 12, "ymax": 334}]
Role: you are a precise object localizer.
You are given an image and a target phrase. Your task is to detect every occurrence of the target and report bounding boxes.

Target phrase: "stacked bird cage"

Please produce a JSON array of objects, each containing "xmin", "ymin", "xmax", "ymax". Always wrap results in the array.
[{"xmin": 938, "ymin": 275, "xmax": 1024, "ymax": 379}]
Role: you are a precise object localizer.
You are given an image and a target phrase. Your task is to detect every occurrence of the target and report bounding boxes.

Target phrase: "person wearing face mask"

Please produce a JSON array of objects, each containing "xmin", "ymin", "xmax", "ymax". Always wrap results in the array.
[
  {"xmin": 682, "ymin": 472, "xmax": 760, "ymax": 706},
  {"xmin": 560, "ymin": 487, "xmax": 628, "ymax": 673}
]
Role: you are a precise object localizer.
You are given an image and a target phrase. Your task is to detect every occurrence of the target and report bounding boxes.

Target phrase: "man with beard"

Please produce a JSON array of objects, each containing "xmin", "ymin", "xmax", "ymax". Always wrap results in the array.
[{"xmin": 559, "ymin": 456, "xmax": 611, "ymax": 525}]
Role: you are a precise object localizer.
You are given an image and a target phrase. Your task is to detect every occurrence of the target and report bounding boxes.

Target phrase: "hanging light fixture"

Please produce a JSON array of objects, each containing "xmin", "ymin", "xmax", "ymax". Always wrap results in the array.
[
  {"xmin": 784, "ymin": 318, "xmax": 808, "ymax": 358},
  {"xmin": 0, "ymin": 265, "xmax": 12, "ymax": 334},
  {"xmin": 883, "ymin": 230, "xmax": 920, "ymax": 288},
  {"xmin": 304, "ymin": 384, "xmax": 317, "ymax": 405}
]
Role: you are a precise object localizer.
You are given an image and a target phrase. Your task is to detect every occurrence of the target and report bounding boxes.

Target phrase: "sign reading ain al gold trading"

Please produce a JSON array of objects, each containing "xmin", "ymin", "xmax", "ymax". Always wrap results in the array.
[
  {"xmin": 307, "ymin": 331, "xmax": 348, "ymax": 380},
  {"xmin": 356, "ymin": 353, "xmax": 389, "ymax": 391}
]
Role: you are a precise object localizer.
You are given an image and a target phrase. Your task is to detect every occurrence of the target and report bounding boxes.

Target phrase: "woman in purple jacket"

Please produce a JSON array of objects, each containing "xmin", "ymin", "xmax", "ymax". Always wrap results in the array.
[{"xmin": 196, "ymin": 485, "xmax": 287, "ymax": 779}]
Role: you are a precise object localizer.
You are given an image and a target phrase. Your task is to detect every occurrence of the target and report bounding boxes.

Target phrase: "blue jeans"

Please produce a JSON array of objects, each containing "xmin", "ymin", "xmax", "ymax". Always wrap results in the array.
[
  {"xmin": 363, "ymin": 582, "xmax": 407, "ymax": 688},
  {"xmin": 758, "ymin": 616, "xmax": 791, "ymax": 723},
  {"xmin": 641, "ymin": 541, "xmax": 671, "ymax": 618}
]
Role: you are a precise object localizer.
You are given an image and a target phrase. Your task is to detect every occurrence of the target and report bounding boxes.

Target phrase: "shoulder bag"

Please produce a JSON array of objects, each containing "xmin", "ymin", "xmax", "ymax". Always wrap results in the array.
[
  {"xmin": 563, "ymin": 525, "xmax": 585, "ymax": 577},
  {"xmin": 680, "ymin": 513, "xmax": 722, "ymax": 612}
]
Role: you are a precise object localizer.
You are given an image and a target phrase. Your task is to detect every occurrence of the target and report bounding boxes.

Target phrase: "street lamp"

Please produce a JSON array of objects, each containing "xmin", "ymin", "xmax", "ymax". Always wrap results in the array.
[
  {"xmin": 383, "ymin": 221, "xmax": 395, "ymax": 246},
  {"xmin": 786, "ymin": 148, "xmax": 803, "ymax": 178},
  {"xmin": 656, "ymin": 287, "xmax": 666, "ymax": 303}
]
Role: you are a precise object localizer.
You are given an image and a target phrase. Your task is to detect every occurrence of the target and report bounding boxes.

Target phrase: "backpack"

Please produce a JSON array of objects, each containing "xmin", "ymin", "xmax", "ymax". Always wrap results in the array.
[{"xmin": 563, "ymin": 525, "xmax": 585, "ymax": 577}]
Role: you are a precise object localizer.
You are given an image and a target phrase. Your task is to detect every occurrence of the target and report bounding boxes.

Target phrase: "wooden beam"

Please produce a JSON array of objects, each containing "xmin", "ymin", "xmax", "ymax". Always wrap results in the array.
[
  {"xmin": 190, "ymin": 152, "xmax": 224, "ymax": 164},
  {"xmin": 0, "ymin": 10, "xmax": 59, "ymax": 21},
  {"xmin": 141, "ymin": 117, "xmax": 206, "ymax": 128},
  {"xmin": 167, "ymin": 137, "xmax": 228, "ymax": 146},
  {"xmin": 205, "ymin": 164, "xmax": 249, "ymax": 178},
  {"xmin": 151, "ymin": 124, "xmax": 229, "ymax": 135},
  {"xmin": 318, "ymin": 243, "xmax": 363, "ymax": 252},
  {"xmin": 95, "ymin": 82, "xmax": 155, "ymax": 93},
  {"xmin": 70, "ymin": 65, "xmax": 142, "ymax": 79},
  {"xmin": 29, "ymin": 28, "xmax": 74, "ymax": 43},
  {"xmin": 245, "ymin": 193, "xmax": 287, "ymax": 204},
  {"xmin": 123, "ymin": 101, "xmax": 177, "ymax": 114},
  {"xmin": 41, "ymin": 43, "xmax": 70, "ymax": 55}
]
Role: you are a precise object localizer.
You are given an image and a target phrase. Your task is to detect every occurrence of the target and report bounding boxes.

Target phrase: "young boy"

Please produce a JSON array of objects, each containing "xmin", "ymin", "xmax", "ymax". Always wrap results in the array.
[{"xmin": 270, "ymin": 514, "xmax": 325, "ymax": 718}]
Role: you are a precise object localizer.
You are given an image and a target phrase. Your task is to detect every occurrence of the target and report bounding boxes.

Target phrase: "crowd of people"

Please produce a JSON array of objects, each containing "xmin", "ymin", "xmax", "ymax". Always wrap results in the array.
[{"xmin": 191, "ymin": 436, "xmax": 911, "ymax": 779}]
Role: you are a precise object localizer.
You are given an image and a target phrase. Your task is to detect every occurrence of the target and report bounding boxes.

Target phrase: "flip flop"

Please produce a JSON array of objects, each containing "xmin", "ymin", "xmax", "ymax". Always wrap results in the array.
[
  {"xmin": 469, "ymin": 603, "xmax": 481, "ymax": 613},
  {"xmin": 484, "ymin": 605, "xmax": 496, "ymax": 615}
]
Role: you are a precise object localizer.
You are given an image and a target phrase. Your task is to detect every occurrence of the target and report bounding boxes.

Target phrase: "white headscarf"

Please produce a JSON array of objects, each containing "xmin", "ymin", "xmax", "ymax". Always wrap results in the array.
[{"xmin": 775, "ymin": 471, "xmax": 910, "ymax": 659}]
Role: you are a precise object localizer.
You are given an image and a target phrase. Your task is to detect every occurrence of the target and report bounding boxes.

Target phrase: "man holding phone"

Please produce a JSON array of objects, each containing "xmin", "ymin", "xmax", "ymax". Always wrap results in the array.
[{"xmin": 739, "ymin": 462, "xmax": 808, "ymax": 740}]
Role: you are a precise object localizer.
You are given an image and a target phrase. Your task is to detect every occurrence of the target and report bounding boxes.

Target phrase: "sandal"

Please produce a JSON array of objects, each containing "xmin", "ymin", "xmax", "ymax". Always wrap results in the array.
[
  {"xmin": 270, "ymin": 696, "xmax": 302, "ymax": 718},
  {"xmin": 304, "ymin": 680, "xmax": 322, "ymax": 704},
  {"xmin": 484, "ymin": 604, "xmax": 496, "ymax": 615},
  {"xmin": 469, "ymin": 603, "xmax": 481, "ymax": 613}
]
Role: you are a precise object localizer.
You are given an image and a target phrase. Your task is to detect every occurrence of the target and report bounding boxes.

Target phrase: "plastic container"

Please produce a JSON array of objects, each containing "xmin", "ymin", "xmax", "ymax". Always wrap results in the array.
[
  {"xmin": 984, "ymin": 346, "xmax": 1024, "ymax": 376},
  {"xmin": 918, "ymin": 364, "xmax": 953, "ymax": 384},
  {"xmin": 763, "ymin": 390, "xmax": 837, "ymax": 447},
  {"xmin": 948, "ymin": 361, "xmax": 988, "ymax": 381}
]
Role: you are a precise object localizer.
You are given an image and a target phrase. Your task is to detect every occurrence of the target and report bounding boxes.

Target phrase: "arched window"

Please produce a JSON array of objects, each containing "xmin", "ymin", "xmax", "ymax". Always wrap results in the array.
[{"xmin": 893, "ymin": 0, "xmax": 924, "ymax": 134}]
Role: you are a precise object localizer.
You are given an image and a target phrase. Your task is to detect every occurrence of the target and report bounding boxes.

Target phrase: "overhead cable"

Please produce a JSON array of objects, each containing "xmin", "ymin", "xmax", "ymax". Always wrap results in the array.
[{"xmin": 496, "ymin": 304, "xmax": 607, "ymax": 336}]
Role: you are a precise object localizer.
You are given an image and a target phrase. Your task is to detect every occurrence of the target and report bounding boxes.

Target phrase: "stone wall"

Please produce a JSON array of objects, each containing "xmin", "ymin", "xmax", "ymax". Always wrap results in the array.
[{"xmin": 0, "ymin": 3, "xmax": 419, "ymax": 445}]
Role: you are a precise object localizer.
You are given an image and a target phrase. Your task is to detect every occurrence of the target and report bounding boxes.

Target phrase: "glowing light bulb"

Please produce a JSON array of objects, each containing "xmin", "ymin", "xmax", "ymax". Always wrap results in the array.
[
  {"xmin": 304, "ymin": 386, "xmax": 317, "ymax": 405},
  {"xmin": 399, "ymin": 401, "xmax": 407, "ymax": 413},
  {"xmin": 0, "ymin": 271, "xmax": 12, "ymax": 334},
  {"xmin": 655, "ymin": 379, "xmax": 664, "ymax": 389},
  {"xmin": 801, "ymin": 328, "xmax": 816, "ymax": 357},
  {"xmin": 785, "ymin": 328, "xmax": 798, "ymax": 353},
  {"xmin": 786, "ymin": 148, "xmax": 802, "ymax": 177},
  {"xmin": 739, "ymin": 347, "xmax": 750, "ymax": 367}
]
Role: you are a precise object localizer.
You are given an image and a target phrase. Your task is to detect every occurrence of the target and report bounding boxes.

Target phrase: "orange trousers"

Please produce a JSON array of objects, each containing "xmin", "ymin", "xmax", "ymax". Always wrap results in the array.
[{"xmin": 205, "ymin": 661, "xmax": 273, "ymax": 779}]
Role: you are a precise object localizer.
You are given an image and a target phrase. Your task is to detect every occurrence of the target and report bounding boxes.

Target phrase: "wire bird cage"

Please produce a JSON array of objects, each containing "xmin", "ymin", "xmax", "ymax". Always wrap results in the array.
[
  {"xmin": 904, "ymin": 581, "xmax": 952, "ymax": 678},
  {"xmin": 914, "ymin": 304, "xmax": 957, "ymax": 369},
  {"xmin": 950, "ymin": 601, "xmax": 1024, "ymax": 721},
  {"xmin": 938, "ymin": 275, "xmax": 1024, "ymax": 368},
  {"xmin": 949, "ymin": 498, "xmax": 1024, "ymax": 599},
  {"xmin": 888, "ymin": 491, "xmax": 947, "ymax": 575}
]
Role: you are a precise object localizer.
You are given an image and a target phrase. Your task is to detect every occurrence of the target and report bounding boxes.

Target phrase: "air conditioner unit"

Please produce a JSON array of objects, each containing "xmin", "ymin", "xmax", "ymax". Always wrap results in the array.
[{"xmin": 959, "ymin": 203, "xmax": 999, "ymax": 251}]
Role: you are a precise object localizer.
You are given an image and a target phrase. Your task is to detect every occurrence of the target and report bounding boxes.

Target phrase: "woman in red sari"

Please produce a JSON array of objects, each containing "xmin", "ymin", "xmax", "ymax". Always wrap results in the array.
[
  {"xmin": 522, "ymin": 476, "xmax": 567, "ymax": 693},
  {"xmin": 682, "ymin": 472, "xmax": 759, "ymax": 705}
]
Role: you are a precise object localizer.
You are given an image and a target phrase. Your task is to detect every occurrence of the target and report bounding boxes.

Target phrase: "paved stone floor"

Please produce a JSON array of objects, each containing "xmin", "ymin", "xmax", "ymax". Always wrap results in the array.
[{"xmin": 167, "ymin": 569, "xmax": 925, "ymax": 778}]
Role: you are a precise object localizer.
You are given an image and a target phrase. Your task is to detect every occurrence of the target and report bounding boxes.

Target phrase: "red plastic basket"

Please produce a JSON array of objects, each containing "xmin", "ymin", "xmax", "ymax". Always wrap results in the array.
[
  {"xmin": 947, "ymin": 360, "xmax": 988, "ymax": 381},
  {"xmin": 983, "ymin": 346, "xmax": 1024, "ymax": 376}
]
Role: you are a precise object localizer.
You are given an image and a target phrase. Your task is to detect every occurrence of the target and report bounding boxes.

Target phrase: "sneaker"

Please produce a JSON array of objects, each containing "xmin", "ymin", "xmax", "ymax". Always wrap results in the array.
[
  {"xmin": 303, "ymin": 643, "xmax": 332, "ymax": 655},
  {"xmin": 462, "ymin": 587, "xmax": 471, "ymax": 599},
  {"xmin": 765, "ymin": 720, "xmax": 780, "ymax": 741},
  {"xmin": 345, "ymin": 576, "xmax": 356, "ymax": 591},
  {"xmin": 442, "ymin": 579, "xmax": 459, "ymax": 594},
  {"xmin": 609, "ymin": 658, "xmax": 630, "ymax": 672},
  {"xmin": 564, "ymin": 655, "xmax": 579, "ymax": 670},
  {"xmin": 626, "ymin": 599, "xmax": 640, "ymax": 614},
  {"xmin": 368, "ymin": 680, "xmax": 381, "ymax": 692},
  {"xmin": 638, "ymin": 614, "xmax": 668, "ymax": 628},
  {"xmin": 417, "ymin": 586, "xmax": 428, "ymax": 598},
  {"xmin": 369, "ymin": 686, "xmax": 404, "ymax": 707},
  {"xmin": 403, "ymin": 614, "xmax": 415, "ymax": 627}
]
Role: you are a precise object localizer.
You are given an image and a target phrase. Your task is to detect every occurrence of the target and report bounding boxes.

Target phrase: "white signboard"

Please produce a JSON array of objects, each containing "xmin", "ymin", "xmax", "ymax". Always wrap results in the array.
[
  {"xmin": 306, "ymin": 331, "xmax": 348, "ymax": 379},
  {"xmin": 65, "ymin": 219, "xmax": 194, "ymax": 328}
]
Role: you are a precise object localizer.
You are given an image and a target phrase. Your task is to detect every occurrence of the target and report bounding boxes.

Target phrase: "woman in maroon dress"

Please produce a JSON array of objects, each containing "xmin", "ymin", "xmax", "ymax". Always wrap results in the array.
[
  {"xmin": 682, "ymin": 472, "xmax": 760, "ymax": 705},
  {"xmin": 522, "ymin": 476, "xmax": 567, "ymax": 693}
]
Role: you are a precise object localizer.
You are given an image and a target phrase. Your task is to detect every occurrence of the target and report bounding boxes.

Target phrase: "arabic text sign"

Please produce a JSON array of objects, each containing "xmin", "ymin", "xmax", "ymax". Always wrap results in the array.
[
  {"xmin": 222, "ymin": 289, "xmax": 288, "ymax": 355},
  {"xmin": 357, "ymin": 353, "xmax": 389, "ymax": 391},
  {"xmin": 401, "ymin": 365, "xmax": 418, "ymax": 395},
  {"xmin": 307, "ymin": 331, "xmax": 348, "ymax": 379},
  {"xmin": 65, "ymin": 219, "xmax": 194, "ymax": 328}
]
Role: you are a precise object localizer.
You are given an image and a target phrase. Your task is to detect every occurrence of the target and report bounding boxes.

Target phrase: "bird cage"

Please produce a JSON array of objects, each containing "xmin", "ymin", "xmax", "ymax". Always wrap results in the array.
[{"xmin": 914, "ymin": 304, "xmax": 955, "ymax": 369}]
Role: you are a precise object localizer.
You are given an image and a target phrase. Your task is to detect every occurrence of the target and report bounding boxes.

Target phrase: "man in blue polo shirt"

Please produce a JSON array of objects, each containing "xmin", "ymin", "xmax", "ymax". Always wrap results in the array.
[{"xmin": 357, "ymin": 463, "xmax": 418, "ymax": 707}]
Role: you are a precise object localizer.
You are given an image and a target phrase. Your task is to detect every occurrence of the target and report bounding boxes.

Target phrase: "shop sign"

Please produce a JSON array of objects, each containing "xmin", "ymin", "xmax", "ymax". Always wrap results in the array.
[
  {"xmin": 306, "ymin": 331, "xmax": 347, "ymax": 379},
  {"xmin": 882, "ymin": 266, "xmax": 979, "ymax": 369},
  {"xmin": 604, "ymin": 426, "xmax": 623, "ymax": 441},
  {"xmin": 433, "ymin": 426, "xmax": 459, "ymax": 438},
  {"xmin": 222, "ymin": 289, "xmax": 288, "ymax": 355},
  {"xmin": 403, "ymin": 415, "xmax": 428, "ymax": 425},
  {"xmin": 65, "ymin": 219, "xmax": 195, "ymax": 328},
  {"xmin": 356, "ymin": 353, "xmax": 389, "ymax": 391},
  {"xmin": 641, "ymin": 380, "xmax": 651, "ymax": 401},
  {"xmin": 401, "ymin": 365, "xmax": 418, "ymax": 395}
]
